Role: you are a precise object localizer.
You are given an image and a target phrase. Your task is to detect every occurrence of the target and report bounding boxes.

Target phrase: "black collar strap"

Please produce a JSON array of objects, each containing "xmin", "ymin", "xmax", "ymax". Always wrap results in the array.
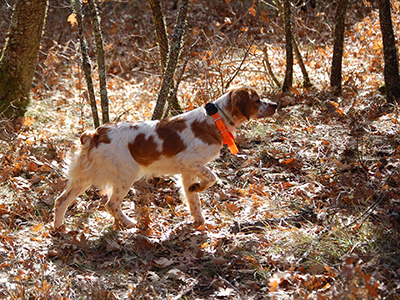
[{"xmin": 205, "ymin": 103, "xmax": 235, "ymax": 126}]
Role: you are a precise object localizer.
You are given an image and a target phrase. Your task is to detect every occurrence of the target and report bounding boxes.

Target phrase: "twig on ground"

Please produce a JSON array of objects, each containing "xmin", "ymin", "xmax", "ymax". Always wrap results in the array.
[
  {"xmin": 346, "ymin": 166, "xmax": 400, "ymax": 229},
  {"xmin": 171, "ymin": 279, "xmax": 198, "ymax": 300},
  {"xmin": 231, "ymin": 207, "xmax": 316, "ymax": 234},
  {"xmin": 217, "ymin": 274, "xmax": 245, "ymax": 300}
]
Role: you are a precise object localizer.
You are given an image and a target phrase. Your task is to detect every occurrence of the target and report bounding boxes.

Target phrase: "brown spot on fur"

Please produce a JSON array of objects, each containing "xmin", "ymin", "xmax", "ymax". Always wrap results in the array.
[
  {"xmin": 228, "ymin": 87, "xmax": 262, "ymax": 121},
  {"xmin": 247, "ymin": 89, "xmax": 263, "ymax": 117},
  {"xmin": 129, "ymin": 123, "xmax": 139, "ymax": 130},
  {"xmin": 80, "ymin": 125, "xmax": 112, "ymax": 153},
  {"xmin": 228, "ymin": 88, "xmax": 252, "ymax": 121},
  {"xmin": 156, "ymin": 117, "xmax": 187, "ymax": 157},
  {"xmin": 94, "ymin": 126, "xmax": 112, "ymax": 145},
  {"xmin": 191, "ymin": 120, "xmax": 223, "ymax": 146},
  {"xmin": 128, "ymin": 133, "xmax": 161, "ymax": 166}
]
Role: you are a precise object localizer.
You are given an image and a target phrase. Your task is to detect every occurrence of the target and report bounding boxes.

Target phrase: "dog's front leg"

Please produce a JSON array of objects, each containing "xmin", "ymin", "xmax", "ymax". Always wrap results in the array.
[
  {"xmin": 187, "ymin": 163, "xmax": 217, "ymax": 193},
  {"xmin": 181, "ymin": 173, "xmax": 205, "ymax": 227}
]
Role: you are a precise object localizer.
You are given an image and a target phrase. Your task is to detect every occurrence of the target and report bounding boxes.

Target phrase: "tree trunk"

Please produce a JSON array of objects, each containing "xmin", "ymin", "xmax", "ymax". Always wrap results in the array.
[
  {"xmin": 292, "ymin": 35, "xmax": 312, "ymax": 88},
  {"xmin": 282, "ymin": 0, "xmax": 293, "ymax": 93},
  {"xmin": 263, "ymin": 45, "xmax": 281, "ymax": 89},
  {"xmin": 71, "ymin": 0, "xmax": 100, "ymax": 128},
  {"xmin": 330, "ymin": 0, "xmax": 349, "ymax": 96},
  {"xmin": 148, "ymin": 0, "xmax": 183, "ymax": 116},
  {"xmin": 151, "ymin": 0, "xmax": 189, "ymax": 120},
  {"xmin": 88, "ymin": 0, "xmax": 110, "ymax": 124},
  {"xmin": 377, "ymin": 0, "xmax": 400, "ymax": 102},
  {"xmin": 0, "ymin": 0, "xmax": 48, "ymax": 118},
  {"xmin": 148, "ymin": 0, "xmax": 169, "ymax": 73}
]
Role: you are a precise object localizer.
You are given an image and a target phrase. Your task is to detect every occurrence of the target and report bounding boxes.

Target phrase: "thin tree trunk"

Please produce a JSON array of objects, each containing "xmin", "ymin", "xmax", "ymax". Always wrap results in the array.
[
  {"xmin": 263, "ymin": 45, "xmax": 281, "ymax": 89},
  {"xmin": 282, "ymin": 0, "xmax": 293, "ymax": 93},
  {"xmin": 272, "ymin": 0, "xmax": 310, "ymax": 90},
  {"xmin": 377, "ymin": 0, "xmax": 400, "ymax": 102},
  {"xmin": 292, "ymin": 35, "xmax": 312, "ymax": 88},
  {"xmin": 0, "ymin": 0, "xmax": 48, "ymax": 118},
  {"xmin": 88, "ymin": 0, "xmax": 109, "ymax": 124},
  {"xmin": 148, "ymin": 0, "xmax": 169, "ymax": 73},
  {"xmin": 330, "ymin": 0, "xmax": 349, "ymax": 96},
  {"xmin": 151, "ymin": 0, "xmax": 189, "ymax": 120},
  {"xmin": 148, "ymin": 0, "xmax": 183, "ymax": 116},
  {"xmin": 71, "ymin": 0, "xmax": 100, "ymax": 128},
  {"xmin": 165, "ymin": 37, "xmax": 200, "ymax": 116}
]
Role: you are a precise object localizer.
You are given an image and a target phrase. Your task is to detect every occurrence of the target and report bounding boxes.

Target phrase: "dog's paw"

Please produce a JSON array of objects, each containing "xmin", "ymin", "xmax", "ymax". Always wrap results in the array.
[
  {"xmin": 188, "ymin": 183, "xmax": 201, "ymax": 193},
  {"xmin": 193, "ymin": 218, "xmax": 205, "ymax": 228},
  {"xmin": 50, "ymin": 224, "xmax": 66, "ymax": 236}
]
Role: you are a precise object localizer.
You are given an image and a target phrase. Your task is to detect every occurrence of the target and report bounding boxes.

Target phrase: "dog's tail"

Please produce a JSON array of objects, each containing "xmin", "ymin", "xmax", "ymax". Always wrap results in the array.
[
  {"xmin": 80, "ymin": 125, "xmax": 111, "ymax": 150},
  {"xmin": 62, "ymin": 132, "xmax": 94, "ymax": 179},
  {"xmin": 80, "ymin": 131, "xmax": 95, "ymax": 149},
  {"xmin": 79, "ymin": 130, "xmax": 97, "ymax": 153},
  {"xmin": 65, "ymin": 126, "xmax": 111, "ymax": 178},
  {"xmin": 75, "ymin": 131, "xmax": 96, "ymax": 172},
  {"xmin": 60, "ymin": 125, "xmax": 113, "ymax": 183}
]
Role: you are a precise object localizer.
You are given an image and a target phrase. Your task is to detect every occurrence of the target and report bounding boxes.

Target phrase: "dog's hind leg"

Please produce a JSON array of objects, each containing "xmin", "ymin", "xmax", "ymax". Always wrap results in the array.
[
  {"xmin": 104, "ymin": 176, "xmax": 137, "ymax": 229},
  {"xmin": 53, "ymin": 182, "xmax": 91, "ymax": 230},
  {"xmin": 181, "ymin": 173, "xmax": 205, "ymax": 227}
]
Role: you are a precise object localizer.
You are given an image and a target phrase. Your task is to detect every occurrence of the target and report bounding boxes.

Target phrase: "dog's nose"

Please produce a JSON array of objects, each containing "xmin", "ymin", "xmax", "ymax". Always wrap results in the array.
[{"xmin": 269, "ymin": 102, "xmax": 278, "ymax": 111}]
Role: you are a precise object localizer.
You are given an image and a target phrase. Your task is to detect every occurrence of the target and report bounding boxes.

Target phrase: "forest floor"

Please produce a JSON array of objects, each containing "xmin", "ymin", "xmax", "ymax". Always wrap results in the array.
[{"xmin": 1, "ymin": 0, "xmax": 400, "ymax": 299}]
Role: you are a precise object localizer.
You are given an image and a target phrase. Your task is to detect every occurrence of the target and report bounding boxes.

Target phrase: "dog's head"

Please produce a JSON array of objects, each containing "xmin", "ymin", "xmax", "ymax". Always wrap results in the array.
[{"xmin": 226, "ymin": 86, "xmax": 278, "ymax": 124}]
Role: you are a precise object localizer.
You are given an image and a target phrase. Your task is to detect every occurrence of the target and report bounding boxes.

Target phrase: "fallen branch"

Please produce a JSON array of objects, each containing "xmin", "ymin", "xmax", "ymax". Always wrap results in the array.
[
  {"xmin": 231, "ymin": 207, "xmax": 316, "ymax": 234},
  {"xmin": 171, "ymin": 279, "xmax": 198, "ymax": 300},
  {"xmin": 217, "ymin": 274, "xmax": 245, "ymax": 300},
  {"xmin": 346, "ymin": 166, "xmax": 400, "ymax": 229}
]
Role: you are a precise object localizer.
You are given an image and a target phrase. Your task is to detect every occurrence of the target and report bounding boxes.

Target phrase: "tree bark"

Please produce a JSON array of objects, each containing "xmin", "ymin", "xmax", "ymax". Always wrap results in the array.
[
  {"xmin": 272, "ymin": 0, "xmax": 310, "ymax": 90},
  {"xmin": 148, "ymin": 0, "xmax": 169, "ymax": 73},
  {"xmin": 0, "ymin": 0, "xmax": 48, "ymax": 118},
  {"xmin": 148, "ymin": 0, "xmax": 183, "ymax": 116},
  {"xmin": 71, "ymin": 0, "xmax": 100, "ymax": 128},
  {"xmin": 151, "ymin": 0, "xmax": 189, "ymax": 120},
  {"xmin": 88, "ymin": 0, "xmax": 110, "ymax": 124},
  {"xmin": 292, "ymin": 35, "xmax": 312, "ymax": 88},
  {"xmin": 263, "ymin": 45, "xmax": 281, "ymax": 89},
  {"xmin": 282, "ymin": 0, "xmax": 293, "ymax": 93},
  {"xmin": 377, "ymin": 0, "xmax": 400, "ymax": 102},
  {"xmin": 330, "ymin": 0, "xmax": 349, "ymax": 96}
]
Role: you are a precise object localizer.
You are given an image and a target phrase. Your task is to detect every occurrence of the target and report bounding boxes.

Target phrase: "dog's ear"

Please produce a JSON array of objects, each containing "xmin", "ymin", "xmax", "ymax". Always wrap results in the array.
[{"xmin": 230, "ymin": 89, "xmax": 251, "ymax": 120}]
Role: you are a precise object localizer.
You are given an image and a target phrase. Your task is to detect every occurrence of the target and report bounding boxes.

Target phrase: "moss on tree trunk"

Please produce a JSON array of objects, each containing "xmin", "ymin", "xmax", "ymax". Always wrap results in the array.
[{"xmin": 0, "ymin": 0, "xmax": 48, "ymax": 118}]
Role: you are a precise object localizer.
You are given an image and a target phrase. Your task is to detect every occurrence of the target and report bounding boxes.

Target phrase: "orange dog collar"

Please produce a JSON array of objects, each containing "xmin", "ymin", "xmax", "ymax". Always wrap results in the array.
[{"xmin": 205, "ymin": 103, "xmax": 238, "ymax": 155}]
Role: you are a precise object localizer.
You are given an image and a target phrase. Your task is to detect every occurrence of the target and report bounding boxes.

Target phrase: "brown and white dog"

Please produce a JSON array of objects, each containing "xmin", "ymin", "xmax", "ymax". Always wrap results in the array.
[{"xmin": 53, "ymin": 86, "xmax": 277, "ymax": 230}]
